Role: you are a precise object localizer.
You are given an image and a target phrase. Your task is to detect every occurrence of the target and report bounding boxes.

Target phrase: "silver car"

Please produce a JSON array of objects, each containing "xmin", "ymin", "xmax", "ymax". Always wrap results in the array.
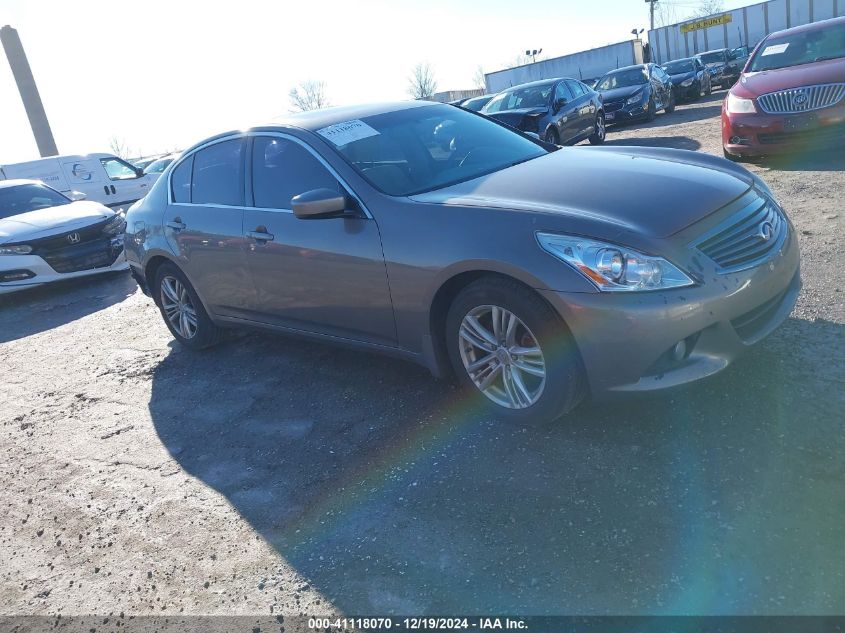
[{"xmin": 124, "ymin": 102, "xmax": 800, "ymax": 424}]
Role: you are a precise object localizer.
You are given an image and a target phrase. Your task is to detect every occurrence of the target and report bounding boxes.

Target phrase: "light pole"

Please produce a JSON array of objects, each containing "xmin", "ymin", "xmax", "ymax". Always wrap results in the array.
[{"xmin": 525, "ymin": 48, "xmax": 542, "ymax": 63}]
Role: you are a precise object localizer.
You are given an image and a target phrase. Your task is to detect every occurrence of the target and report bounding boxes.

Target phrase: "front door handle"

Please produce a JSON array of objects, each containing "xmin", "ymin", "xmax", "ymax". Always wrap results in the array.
[
  {"xmin": 166, "ymin": 218, "xmax": 186, "ymax": 231},
  {"xmin": 247, "ymin": 228, "xmax": 274, "ymax": 242}
]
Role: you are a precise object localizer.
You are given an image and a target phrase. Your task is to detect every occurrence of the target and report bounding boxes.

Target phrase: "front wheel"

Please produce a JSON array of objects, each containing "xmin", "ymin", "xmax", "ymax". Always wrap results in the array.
[
  {"xmin": 588, "ymin": 112, "xmax": 606, "ymax": 145},
  {"xmin": 445, "ymin": 277, "xmax": 584, "ymax": 425},
  {"xmin": 154, "ymin": 262, "xmax": 222, "ymax": 349},
  {"xmin": 645, "ymin": 98, "xmax": 657, "ymax": 122},
  {"xmin": 664, "ymin": 92, "xmax": 676, "ymax": 113}
]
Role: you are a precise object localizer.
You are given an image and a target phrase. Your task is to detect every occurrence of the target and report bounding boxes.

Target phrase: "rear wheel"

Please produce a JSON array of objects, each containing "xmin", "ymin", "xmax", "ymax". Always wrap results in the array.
[
  {"xmin": 588, "ymin": 112, "xmax": 606, "ymax": 145},
  {"xmin": 445, "ymin": 277, "xmax": 584, "ymax": 425},
  {"xmin": 154, "ymin": 262, "xmax": 222, "ymax": 349},
  {"xmin": 645, "ymin": 97, "xmax": 657, "ymax": 122},
  {"xmin": 664, "ymin": 91, "xmax": 676, "ymax": 113}
]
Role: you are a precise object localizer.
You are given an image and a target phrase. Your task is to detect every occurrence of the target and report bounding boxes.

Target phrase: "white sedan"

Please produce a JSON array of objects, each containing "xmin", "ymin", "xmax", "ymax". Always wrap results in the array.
[{"xmin": 0, "ymin": 179, "xmax": 128, "ymax": 295}]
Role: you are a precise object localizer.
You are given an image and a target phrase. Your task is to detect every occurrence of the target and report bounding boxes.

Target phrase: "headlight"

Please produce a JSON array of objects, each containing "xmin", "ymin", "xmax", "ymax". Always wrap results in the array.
[
  {"xmin": 0, "ymin": 245, "xmax": 33, "ymax": 255},
  {"xmin": 536, "ymin": 233, "xmax": 694, "ymax": 292},
  {"xmin": 102, "ymin": 214, "xmax": 127, "ymax": 235},
  {"xmin": 625, "ymin": 91, "xmax": 644, "ymax": 105},
  {"xmin": 681, "ymin": 78, "xmax": 694, "ymax": 87},
  {"xmin": 726, "ymin": 93, "xmax": 756, "ymax": 113}
]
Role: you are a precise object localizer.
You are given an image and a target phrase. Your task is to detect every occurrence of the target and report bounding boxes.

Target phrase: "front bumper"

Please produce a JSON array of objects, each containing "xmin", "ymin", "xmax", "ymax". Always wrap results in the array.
[
  {"xmin": 722, "ymin": 103, "xmax": 845, "ymax": 156},
  {"xmin": 0, "ymin": 237, "xmax": 127, "ymax": 295},
  {"xmin": 672, "ymin": 82, "xmax": 699, "ymax": 100},
  {"xmin": 603, "ymin": 101, "xmax": 650, "ymax": 124},
  {"xmin": 539, "ymin": 226, "xmax": 800, "ymax": 394}
]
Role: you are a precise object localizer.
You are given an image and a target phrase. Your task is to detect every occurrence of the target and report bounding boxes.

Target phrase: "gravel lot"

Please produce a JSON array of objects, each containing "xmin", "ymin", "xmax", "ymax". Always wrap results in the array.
[{"xmin": 2, "ymin": 91, "xmax": 844, "ymax": 619}]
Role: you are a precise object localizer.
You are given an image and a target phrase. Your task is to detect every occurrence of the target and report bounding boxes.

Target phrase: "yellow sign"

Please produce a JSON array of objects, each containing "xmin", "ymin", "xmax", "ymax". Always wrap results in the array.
[{"xmin": 681, "ymin": 13, "xmax": 732, "ymax": 34}]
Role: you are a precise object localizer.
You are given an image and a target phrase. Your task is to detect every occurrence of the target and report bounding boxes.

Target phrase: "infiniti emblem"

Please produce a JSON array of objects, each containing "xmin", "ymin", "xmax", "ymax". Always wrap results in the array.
[
  {"xmin": 758, "ymin": 221, "xmax": 774, "ymax": 242},
  {"xmin": 67, "ymin": 232, "xmax": 81, "ymax": 244},
  {"xmin": 793, "ymin": 92, "xmax": 808, "ymax": 106}
]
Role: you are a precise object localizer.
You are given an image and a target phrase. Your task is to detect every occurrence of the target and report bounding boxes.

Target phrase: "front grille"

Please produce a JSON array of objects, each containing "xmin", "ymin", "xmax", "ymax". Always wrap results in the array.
[
  {"xmin": 731, "ymin": 287, "xmax": 789, "ymax": 343},
  {"xmin": 40, "ymin": 238, "xmax": 123, "ymax": 273},
  {"xmin": 757, "ymin": 83, "xmax": 845, "ymax": 114},
  {"xmin": 694, "ymin": 192, "xmax": 788, "ymax": 272}
]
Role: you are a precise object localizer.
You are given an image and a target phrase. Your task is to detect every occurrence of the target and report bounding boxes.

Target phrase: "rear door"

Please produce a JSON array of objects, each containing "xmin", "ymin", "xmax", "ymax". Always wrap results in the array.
[
  {"xmin": 163, "ymin": 138, "xmax": 255, "ymax": 317},
  {"xmin": 552, "ymin": 81, "xmax": 579, "ymax": 143},
  {"xmin": 242, "ymin": 134, "xmax": 395, "ymax": 346},
  {"xmin": 566, "ymin": 80, "xmax": 596, "ymax": 139}
]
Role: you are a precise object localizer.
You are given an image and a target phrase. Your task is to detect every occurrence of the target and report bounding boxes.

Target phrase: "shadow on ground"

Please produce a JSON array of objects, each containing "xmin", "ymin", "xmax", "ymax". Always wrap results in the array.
[
  {"xmin": 0, "ymin": 271, "xmax": 136, "ymax": 344},
  {"xmin": 148, "ymin": 315, "xmax": 845, "ymax": 615}
]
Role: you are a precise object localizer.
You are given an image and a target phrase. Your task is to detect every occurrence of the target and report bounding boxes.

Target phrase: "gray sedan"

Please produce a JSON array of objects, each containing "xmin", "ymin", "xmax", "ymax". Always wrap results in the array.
[{"xmin": 124, "ymin": 101, "xmax": 800, "ymax": 424}]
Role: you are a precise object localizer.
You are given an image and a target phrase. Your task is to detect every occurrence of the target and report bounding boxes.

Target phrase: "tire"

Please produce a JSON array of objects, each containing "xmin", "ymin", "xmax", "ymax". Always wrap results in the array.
[
  {"xmin": 154, "ymin": 262, "xmax": 222, "ymax": 350},
  {"xmin": 706, "ymin": 82, "xmax": 712, "ymax": 96},
  {"xmin": 588, "ymin": 112, "xmax": 606, "ymax": 145},
  {"xmin": 445, "ymin": 276, "xmax": 585, "ymax": 426},
  {"xmin": 544, "ymin": 127, "xmax": 560, "ymax": 145},
  {"xmin": 645, "ymin": 97, "xmax": 657, "ymax": 122},
  {"xmin": 664, "ymin": 92, "xmax": 676, "ymax": 113}
]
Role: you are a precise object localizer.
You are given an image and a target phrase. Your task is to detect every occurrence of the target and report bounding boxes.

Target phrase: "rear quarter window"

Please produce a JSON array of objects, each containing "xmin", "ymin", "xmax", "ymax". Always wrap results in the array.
[{"xmin": 170, "ymin": 155, "xmax": 193, "ymax": 203}]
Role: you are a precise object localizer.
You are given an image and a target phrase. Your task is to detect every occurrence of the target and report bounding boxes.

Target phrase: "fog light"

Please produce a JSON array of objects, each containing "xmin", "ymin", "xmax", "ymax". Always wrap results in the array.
[
  {"xmin": 672, "ymin": 340, "xmax": 687, "ymax": 361},
  {"xmin": 1, "ymin": 269, "xmax": 35, "ymax": 282},
  {"xmin": 730, "ymin": 136, "xmax": 741, "ymax": 144}
]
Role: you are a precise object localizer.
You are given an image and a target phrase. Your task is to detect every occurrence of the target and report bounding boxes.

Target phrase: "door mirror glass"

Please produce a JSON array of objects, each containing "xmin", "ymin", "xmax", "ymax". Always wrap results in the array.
[
  {"xmin": 291, "ymin": 188, "xmax": 347, "ymax": 219},
  {"xmin": 553, "ymin": 98, "xmax": 566, "ymax": 111}
]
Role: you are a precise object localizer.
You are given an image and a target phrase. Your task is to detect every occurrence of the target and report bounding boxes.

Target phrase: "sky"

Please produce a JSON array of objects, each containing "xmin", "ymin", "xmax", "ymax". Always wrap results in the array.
[{"xmin": 0, "ymin": 0, "xmax": 753, "ymax": 163}]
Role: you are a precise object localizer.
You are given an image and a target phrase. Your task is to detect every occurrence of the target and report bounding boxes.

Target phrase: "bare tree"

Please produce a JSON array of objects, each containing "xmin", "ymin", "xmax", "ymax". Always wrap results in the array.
[
  {"xmin": 407, "ymin": 63, "xmax": 438, "ymax": 100},
  {"xmin": 473, "ymin": 65, "xmax": 487, "ymax": 92},
  {"xmin": 654, "ymin": 1, "xmax": 680, "ymax": 27},
  {"xmin": 691, "ymin": 0, "xmax": 725, "ymax": 18},
  {"xmin": 108, "ymin": 136, "xmax": 133, "ymax": 159},
  {"xmin": 288, "ymin": 80, "xmax": 331, "ymax": 112}
]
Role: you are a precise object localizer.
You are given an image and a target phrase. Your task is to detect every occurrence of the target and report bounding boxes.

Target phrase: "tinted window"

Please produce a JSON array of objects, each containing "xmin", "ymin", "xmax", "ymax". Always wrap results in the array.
[
  {"xmin": 191, "ymin": 139, "xmax": 244, "ymax": 206},
  {"xmin": 0, "ymin": 183, "xmax": 70, "ymax": 219},
  {"xmin": 326, "ymin": 104, "xmax": 547, "ymax": 196},
  {"xmin": 663, "ymin": 59, "xmax": 695, "ymax": 73},
  {"xmin": 554, "ymin": 81, "xmax": 574, "ymax": 102},
  {"xmin": 483, "ymin": 83, "xmax": 554, "ymax": 113},
  {"xmin": 567, "ymin": 80, "xmax": 586, "ymax": 97},
  {"xmin": 596, "ymin": 68, "xmax": 648, "ymax": 90},
  {"xmin": 144, "ymin": 157, "xmax": 174, "ymax": 174},
  {"xmin": 748, "ymin": 24, "xmax": 845, "ymax": 72},
  {"xmin": 700, "ymin": 50, "xmax": 728, "ymax": 64},
  {"xmin": 252, "ymin": 137, "xmax": 339, "ymax": 209},
  {"xmin": 170, "ymin": 155, "xmax": 193, "ymax": 203}
]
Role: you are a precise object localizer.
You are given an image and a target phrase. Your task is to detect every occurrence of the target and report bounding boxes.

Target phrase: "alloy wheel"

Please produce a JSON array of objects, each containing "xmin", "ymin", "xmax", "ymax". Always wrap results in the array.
[
  {"xmin": 458, "ymin": 305, "xmax": 546, "ymax": 409},
  {"xmin": 595, "ymin": 114, "xmax": 606, "ymax": 140},
  {"xmin": 160, "ymin": 275, "xmax": 198, "ymax": 339}
]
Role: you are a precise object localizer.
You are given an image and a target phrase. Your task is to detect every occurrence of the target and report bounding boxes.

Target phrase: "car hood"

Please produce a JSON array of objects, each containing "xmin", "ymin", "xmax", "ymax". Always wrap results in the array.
[
  {"xmin": 598, "ymin": 85, "xmax": 646, "ymax": 102},
  {"xmin": 669, "ymin": 71, "xmax": 697, "ymax": 84},
  {"xmin": 0, "ymin": 200, "xmax": 114, "ymax": 244},
  {"xmin": 736, "ymin": 56, "xmax": 845, "ymax": 97},
  {"xmin": 486, "ymin": 107, "xmax": 549, "ymax": 124},
  {"xmin": 410, "ymin": 146, "xmax": 753, "ymax": 239}
]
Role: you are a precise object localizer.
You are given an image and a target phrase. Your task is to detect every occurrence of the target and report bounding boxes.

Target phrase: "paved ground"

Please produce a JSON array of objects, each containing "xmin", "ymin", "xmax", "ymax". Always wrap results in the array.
[{"xmin": 1, "ymin": 92, "xmax": 844, "ymax": 618}]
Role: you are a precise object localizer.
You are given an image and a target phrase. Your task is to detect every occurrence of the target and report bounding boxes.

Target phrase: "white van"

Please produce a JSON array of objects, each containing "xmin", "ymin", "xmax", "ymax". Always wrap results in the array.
[{"xmin": 0, "ymin": 153, "xmax": 153, "ymax": 207}]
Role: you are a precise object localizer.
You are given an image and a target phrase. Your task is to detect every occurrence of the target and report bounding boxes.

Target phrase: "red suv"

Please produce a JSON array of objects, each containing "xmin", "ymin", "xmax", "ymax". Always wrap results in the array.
[{"xmin": 722, "ymin": 16, "xmax": 845, "ymax": 160}]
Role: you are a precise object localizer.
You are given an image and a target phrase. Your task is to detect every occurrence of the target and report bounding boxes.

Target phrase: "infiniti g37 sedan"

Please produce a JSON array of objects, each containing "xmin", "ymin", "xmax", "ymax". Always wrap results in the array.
[
  {"xmin": 124, "ymin": 102, "xmax": 800, "ymax": 424},
  {"xmin": 0, "ymin": 179, "xmax": 127, "ymax": 294}
]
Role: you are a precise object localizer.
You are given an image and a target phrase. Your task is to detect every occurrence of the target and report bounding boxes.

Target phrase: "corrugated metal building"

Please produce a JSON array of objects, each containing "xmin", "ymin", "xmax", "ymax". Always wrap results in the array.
[{"xmin": 648, "ymin": 0, "xmax": 844, "ymax": 63}]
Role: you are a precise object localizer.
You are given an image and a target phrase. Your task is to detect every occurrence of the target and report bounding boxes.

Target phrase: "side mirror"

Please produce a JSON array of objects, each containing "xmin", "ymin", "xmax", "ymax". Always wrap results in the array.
[
  {"xmin": 553, "ymin": 97, "xmax": 566, "ymax": 112},
  {"xmin": 291, "ymin": 188, "xmax": 348, "ymax": 219},
  {"xmin": 67, "ymin": 190, "xmax": 87, "ymax": 201},
  {"xmin": 134, "ymin": 167, "xmax": 144, "ymax": 178}
]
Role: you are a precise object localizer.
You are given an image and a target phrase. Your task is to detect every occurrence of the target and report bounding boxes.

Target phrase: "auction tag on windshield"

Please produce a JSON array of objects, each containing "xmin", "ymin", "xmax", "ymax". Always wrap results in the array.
[
  {"xmin": 317, "ymin": 120, "xmax": 379, "ymax": 146},
  {"xmin": 761, "ymin": 43, "xmax": 789, "ymax": 56}
]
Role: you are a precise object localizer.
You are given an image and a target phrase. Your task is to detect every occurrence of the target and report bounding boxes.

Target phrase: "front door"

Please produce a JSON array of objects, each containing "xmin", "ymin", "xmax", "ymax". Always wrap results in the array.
[
  {"xmin": 163, "ymin": 139, "xmax": 255, "ymax": 317},
  {"xmin": 98, "ymin": 156, "xmax": 151, "ymax": 205},
  {"xmin": 243, "ymin": 135, "xmax": 396, "ymax": 347}
]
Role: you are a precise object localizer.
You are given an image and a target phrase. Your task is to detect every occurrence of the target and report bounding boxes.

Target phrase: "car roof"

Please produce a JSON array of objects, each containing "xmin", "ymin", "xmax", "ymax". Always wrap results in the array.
[
  {"xmin": 0, "ymin": 179, "xmax": 42, "ymax": 189},
  {"xmin": 663, "ymin": 56, "xmax": 699, "ymax": 63},
  {"xmin": 498, "ymin": 78, "xmax": 572, "ymax": 91},
  {"xmin": 267, "ymin": 101, "xmax": 439, "ymax": 132},
  {"xmin": 700, "ymin": 48, "xmax": 729, "ymax": 54},
  {"xmin": 767, "ymin": 14, "xmax": 845, "ymax": 39},
  {"xmin": 604, "ymin": 64, "xmax": 647, "ymax": 74}
]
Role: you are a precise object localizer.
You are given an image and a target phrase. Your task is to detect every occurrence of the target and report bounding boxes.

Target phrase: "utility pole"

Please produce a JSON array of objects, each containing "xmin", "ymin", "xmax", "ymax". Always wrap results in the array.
[
  {"xmin": 1, "ymin": 25, "xmax": 58, "ymax": 157},
  {"xmin": 645, "ymin": 0, "xmax": 658, "ymax": 31}
]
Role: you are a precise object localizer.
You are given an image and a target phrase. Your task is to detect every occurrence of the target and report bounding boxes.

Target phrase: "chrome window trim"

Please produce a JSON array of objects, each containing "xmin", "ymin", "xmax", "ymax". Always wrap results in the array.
[{"xmin": 166, "ymin": 130, "xmax": 373, "ymax": 219}]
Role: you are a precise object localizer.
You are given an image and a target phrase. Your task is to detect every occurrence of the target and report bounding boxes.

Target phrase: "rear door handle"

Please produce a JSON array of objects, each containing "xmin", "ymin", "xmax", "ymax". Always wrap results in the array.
[
  {"xmin": 248, "ymin": 229, "xmax": 274, "ymax": 242},
  {"xmin": 166, "ymin": 218, "xmax": 186, "ymax": 231}
]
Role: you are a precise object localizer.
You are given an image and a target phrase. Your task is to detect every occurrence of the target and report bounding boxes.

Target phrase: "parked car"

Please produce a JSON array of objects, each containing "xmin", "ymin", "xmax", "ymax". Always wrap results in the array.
[
  {"xmin": 125, "ymin": 101, "xmax": 800, "ymax": 424},
  {"xmin": 132, "ymin": 156, "xmax": 161, "ymax": 171},
  {"xmin": 0, "ymin": 153, "xmax": 154, "ymax": 208},
  {"xmin": 459, "ymin": 94, "xmax": 494, "ymax": 112},
  {"xmin": 481, "ymin": 78, "xmax": 606, "ymax": 145},
  {"xmin": 0, "ymin": 180, "xmax": 127, "ymax": 294},
  {"xmin": 722, "ymin": 16, "xmax": 845, "ymax": 160},
  {"xmin": 143, "ymin": 154, "xmax": 179, "ymax": 182},
  {"xmin": 595, "ymin": 63, "xmax": 675, "ymax": 124},
  {"xmin": 700, "ymin": 47, "xmax": 749, "ymax": 89},
  {"xmin": 661, "ymin": 56, "xmax": 712, "ymax": 101}
]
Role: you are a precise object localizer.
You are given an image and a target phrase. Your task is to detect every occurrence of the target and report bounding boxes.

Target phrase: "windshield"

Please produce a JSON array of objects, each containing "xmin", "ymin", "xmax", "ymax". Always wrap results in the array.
[
  {"xmin": 144, "ymin": 157, "xmax": 175, "ymax": 174},
  {"xmin": 700, "ymin": 51, "xmax": 727, "ymax": 64},
  {"xmin": 482, "ymin": 84, "xmax": 553, "ymax": 113},
  {"xmin": 0, "ymin": 183, "xmax": 70, "ymax": 220},
  {"xmin": 663, "ymin": 59, "xmax": 695, "ymax": 74},
  {"xmin": 461, "ymin": 96, "xmax": 492, "ymax": 112},
  {"xmin": 749, "ymin": 24, "xmax": 845, "ymax": 72},
  {"xmin": 322, "ymin": 104, "xmax": 548, "ymax": 196},
  {"xmin": 596, "ymin": 68, "xmax": 648, "ymax": 90}
]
